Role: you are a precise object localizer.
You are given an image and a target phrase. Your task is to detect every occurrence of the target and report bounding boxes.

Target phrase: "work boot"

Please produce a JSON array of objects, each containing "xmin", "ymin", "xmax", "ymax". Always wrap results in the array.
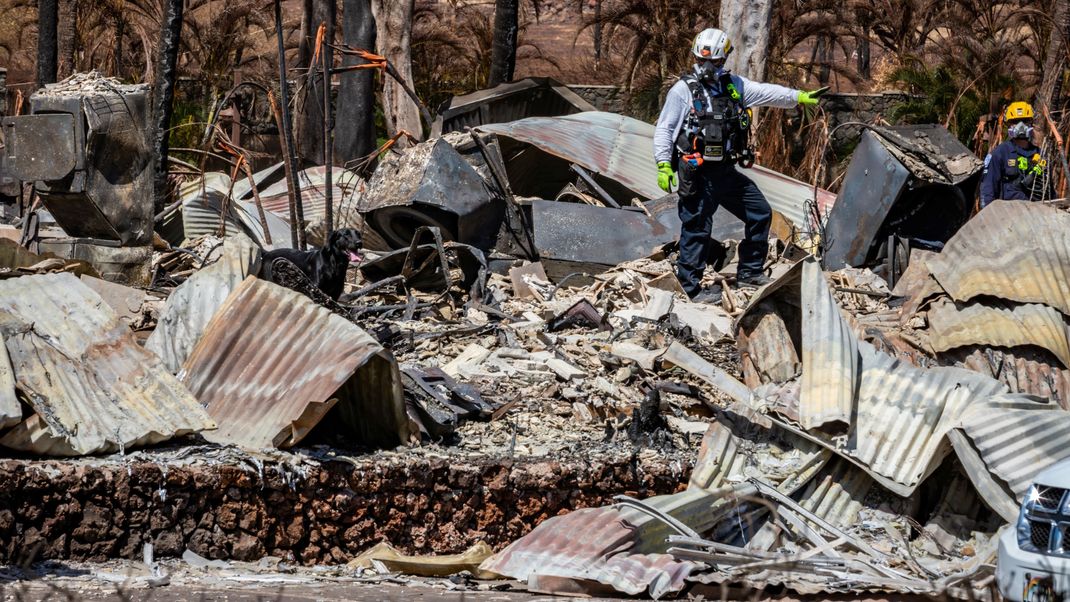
[
  {"xmin": 735, "ymin": 273, "xmax": 772, "ymax": 289},
  {"xmin": 689, "ymin": 286, "xmax": 722, "ymax": 304}
]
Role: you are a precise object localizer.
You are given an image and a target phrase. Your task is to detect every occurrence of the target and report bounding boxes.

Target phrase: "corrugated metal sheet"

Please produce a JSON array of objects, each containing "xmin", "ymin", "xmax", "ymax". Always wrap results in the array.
[
  {"xmin": 950, "ymin": 394, "xmax": 1070, "ymax": 521},
  {"xmin": 0, "ymin": 273, "xmax": 215, "ymax": 455},
  {"xmin": 256, "ymin": 165, "xmax": 359, "ymax": 225},
  {"xmin": 179, "ymin": 277, "xmax": 411, "ymax": 450},
  {"xmin": 927, "ymin": 200, "xmax": 1070, "ymax": 316},
  {"xmin": 432, "ymin": 77, "xmax": 598, "ymax": 136},
  {"xmin": 771, "ymin": 341, "xmax": 1008, "ymax": 497},
  {"xmin": 689, "ymin": 408, "xmax": 829, "ymax": 495},
  {"xmin": 928, "ymin": 299, "xmax": 1070, "ymax": 368},
  {"xmin": 479, "ymin": 505, "xmax": 699, "ymax": 599},
  {"xmin": 179, "ymin": 174, "xmax": 291, "ymax": 249},
  {"xmin": 799, "ymin": 258, "xmax": 857, "ymax": 430},
  {"xmin": 146, "ymin": 235, "xmax": 261, "ymax": 374},
  {"xmin": 840, "ymin": 342, "xmax": 1006, "ymax": 495},
  {"xmin": 0, "ymin": 334, "xmax": 20, "ymax": 429},
  {"xmin": 747, "ymin": 458, "xmax": 873, "ymax": 552},
  {"xmin": 476, "ymin": 112, "xmax": 835, "ymax": 231},
  {"xmin": 952, "ymin": 347, "xmax": 1070, "ymax": 410}
]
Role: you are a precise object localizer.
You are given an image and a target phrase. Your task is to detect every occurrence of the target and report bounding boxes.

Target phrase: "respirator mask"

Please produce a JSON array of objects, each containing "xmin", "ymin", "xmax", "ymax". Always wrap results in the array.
[
  {"xmin": 1008, "ymin": 120, "xmax": 1033, "ymax": 140},
  {"xmin": 696, "ymin": 59, "xmax": 725, "ymax": 84}
]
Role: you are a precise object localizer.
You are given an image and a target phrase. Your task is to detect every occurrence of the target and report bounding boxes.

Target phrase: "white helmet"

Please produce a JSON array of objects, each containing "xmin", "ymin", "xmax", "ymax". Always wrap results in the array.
[{"xmin": 691, "ymin": 28, "xmax": 732, "ymax": 60}]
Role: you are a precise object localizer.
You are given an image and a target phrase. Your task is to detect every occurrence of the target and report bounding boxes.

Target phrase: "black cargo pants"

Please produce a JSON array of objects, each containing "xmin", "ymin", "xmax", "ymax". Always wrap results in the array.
[{"xmin": 675, "ymin": 159, "xmax": 771, "ymax": 297}]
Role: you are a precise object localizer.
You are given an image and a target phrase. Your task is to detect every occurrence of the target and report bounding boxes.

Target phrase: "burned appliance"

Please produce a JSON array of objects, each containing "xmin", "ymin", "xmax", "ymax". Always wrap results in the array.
[
  {"xmin": 820, "ymin": 124, "xmax": 982, "ymax": 283},
  {"xmin": 1, "ymin": 74, "xmax": 154, "ymax": 284}
]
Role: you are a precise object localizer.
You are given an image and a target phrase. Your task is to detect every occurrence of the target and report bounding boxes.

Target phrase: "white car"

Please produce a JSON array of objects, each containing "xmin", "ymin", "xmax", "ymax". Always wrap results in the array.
[{"xmin": 999, "ymin": 459, "xmax": 1070, "ymax": 602}]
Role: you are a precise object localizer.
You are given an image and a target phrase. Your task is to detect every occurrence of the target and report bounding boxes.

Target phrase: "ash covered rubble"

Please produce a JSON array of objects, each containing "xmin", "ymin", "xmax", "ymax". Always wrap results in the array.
[{"xmin": 2, "ymin": 72, "xmax": 1070, "ymax": 600}]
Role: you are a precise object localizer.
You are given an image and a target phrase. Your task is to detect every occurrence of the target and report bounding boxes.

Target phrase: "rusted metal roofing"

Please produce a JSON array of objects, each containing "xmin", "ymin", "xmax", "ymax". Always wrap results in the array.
[
  {"xmin": 799, "ymin": 259, "xmax": 857, "ymax": 430},
  {"xmin": 146, "ymin": 235, "xmax": 261, "ymax": 374},
  {"xmin": 950, "ymin": 394, "xmax": 1070, "ymax": 522},
  {"xmin": 432, "ymin": 77, "xmax": 598, "ymax": 136},
  {"xmin": 952, "ymin": 347, "xmax": 1070, "ymax": 410},
  {"xmin": 255, "ymin": 165, "xmax": 359, "ymax": 224},
  {"xmin": 0, "ymin": 273, "xmax": 215, "ymax": 455},
  {"xmin": 690, "ymin": 407, "xmax": 829, "ymax": 496},
  {"xmin": 772, "ymin": 341, "xmax": 1007, "ymax": 497},
  {"xmin": 927, "ymin": 201, "xmax": 1070, "ymax": 316},
  {"xmin": 479, "ymin": 505, "xmax": 699, "ymax": 599},
  {"xmin": 927, "ymin": 299, "xmax": 1070, "ymax": 368},
  {"xmin": 178, "ymin": 174, "xmax": 290, "ymax": 248},
  {"xmin": 476, "ymin": 112, "xmax": 835, "ymax": 231},
  {"xmin": 179, "ymin": 277, "xmax": 412, "ymax": 450},
  {"xmin": 747, "ymin": 457, "xmax": 873, "ymax": 553},
  {"xmin": 0, "ymin": 335, "xmax": 20, "ymax": 429}
]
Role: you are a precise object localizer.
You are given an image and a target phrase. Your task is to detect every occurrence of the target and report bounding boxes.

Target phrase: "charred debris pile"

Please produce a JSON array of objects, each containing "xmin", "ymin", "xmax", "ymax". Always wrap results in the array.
[{"xmin": 1, "ymin": 73, "xmax": 1067, "ymax": 599}]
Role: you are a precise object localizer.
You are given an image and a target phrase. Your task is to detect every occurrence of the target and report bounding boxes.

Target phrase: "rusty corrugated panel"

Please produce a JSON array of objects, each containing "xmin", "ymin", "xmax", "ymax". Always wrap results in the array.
[
  {"xmin": 476, "ymin": 112, "xmax": 834, "ymax": 230},
  {"xmin": 146, "ymin": 235, "xmax": 261, "ymax": 374},
  {"xmin": 479, "ymin": 505, "xmax": 699, "ymax": 599},
  {"xmin": 179, "ymin": 277, "xmax": 411, "ymax": 450},
  {"xmin": 927, "ymin": 299, "xmax": 1070, "ymax": 368},
  {"xmin": 0, "ymin": 273, "xmax": 215, "ymax": 455},
  {"xmin": 0, "ymin": 334, "xmax": 20, "ymax": 429},
  {"xmin": 747, "ymin": 457, "xmax": 872, "ymax": 553},
  {"xmin": 954, "ymin": 395, "xmax": 1070, "ymax": 503},
  {"xmin": 927, "ymin": 201, "xmax": 1070, "ymax": 315},
  {"xmin": 836, "ymin": 343, "xmax": 1005, "ymax": 495},
  {"xmin": 689, "ymin": 408, "xmax": 829, "ymax": 495},
  {"xmin": 771, "ymin": 341, "xmax": 1007, "ymax": 497},
  {"xmin": 952, "ymin": 347, "xmax": 1070, "ymax": 410},
  {"xmin": 256, "ymin": 165, "xmax": 358, "ymax": 224},
  {"xmin": 178, "ymin": 174, "xmax": 291, "ymax": 248},
  {"xmin": 799, "ymin": 259, "xmax": 858, "ymax": 430},
  {"xmin": 432, "ymin": 77, "xmax": 598, "ymax": 136},
  {"xmin": 950, "ymin": 394, "xmax": 1070, "ymax": 522}
]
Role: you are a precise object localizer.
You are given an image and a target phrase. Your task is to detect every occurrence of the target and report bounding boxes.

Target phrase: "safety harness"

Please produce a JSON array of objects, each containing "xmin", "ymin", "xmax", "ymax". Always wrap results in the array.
[
  {"xmin": 1001, "ymin": 148, "xmax": 1048, "ymax": 200},
  {"xmin": 674, "ymin": 71, "xmax": 754, "ymax": 168}
]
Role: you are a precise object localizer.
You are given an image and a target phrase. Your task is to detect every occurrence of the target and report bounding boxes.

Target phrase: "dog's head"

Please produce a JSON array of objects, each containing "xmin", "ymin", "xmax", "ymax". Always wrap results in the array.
[{"xmin": 327, "ymin": 228, "xmax": 364, "ymax": 263}]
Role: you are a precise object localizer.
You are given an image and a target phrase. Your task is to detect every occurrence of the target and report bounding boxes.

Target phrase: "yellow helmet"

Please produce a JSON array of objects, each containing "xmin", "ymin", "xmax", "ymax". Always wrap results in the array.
[{"xmin": 1005, "ymin": 101, "xmax": 1035, "ymax": 121}]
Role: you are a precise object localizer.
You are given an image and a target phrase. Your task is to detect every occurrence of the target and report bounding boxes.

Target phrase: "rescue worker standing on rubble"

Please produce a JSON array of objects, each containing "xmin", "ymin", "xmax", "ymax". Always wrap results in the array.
[
  {"xmin": 980, "ymin": 101, "xmax": 1053, "ymax": 209},
  {"xmin": 655, "ymin": 28, "xmax": 824, "ymax": 301}
]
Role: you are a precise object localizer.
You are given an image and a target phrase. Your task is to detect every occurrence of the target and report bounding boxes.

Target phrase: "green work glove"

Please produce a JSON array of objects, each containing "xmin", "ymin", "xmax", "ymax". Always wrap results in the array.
[
  {"xmin": 797, "ymin": 86, "xmax": 828, "ymax": 106},
  {"xmin": 657, "ymin": 161, "xmax": 677, "ymax": 193}
]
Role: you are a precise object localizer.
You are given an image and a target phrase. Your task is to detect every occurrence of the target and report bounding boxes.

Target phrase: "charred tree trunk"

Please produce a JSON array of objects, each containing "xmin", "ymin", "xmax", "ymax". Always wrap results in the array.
[
  {"xmin": 489, "ymin": 0, "xmax": 519, "ymax": 86},
  {"xmin": 371, "ymin": 0, "xmax": 421, "ymax": 143},
  {"xmin": 37, "ymin": 0, "xmax": 59, "ymax": 87},
  {"xmin": 152, "ymin": 0, "xmax": 184, "ymax": 214},
  {"xmin": 817, "ymin": 36, "xmax": 832, "ymax": 86},
  {"xmin": 57, "ymin": 0, "xmax": 75, "ymax": 78},
  {"xmin": 857, "ymin": 22, "xmax": 871, "ymax": 80},
  {"xmin": 718, "ymin": 0, "xmax": 772, "ymax": 81},
  {"xmin": 296, "ymin": 0, "xmax": 333, "ymax": 164},
  {"xmin": 336, "ymin": 0, "xmax": 377, "ymax": 170},
  {"xmin": 1038, "ymin": 0, "xmax": 1069, "ymax": 119},
  {"xmin": 593, "ymin": 0, "xmax": 602, "ymax": 62}
]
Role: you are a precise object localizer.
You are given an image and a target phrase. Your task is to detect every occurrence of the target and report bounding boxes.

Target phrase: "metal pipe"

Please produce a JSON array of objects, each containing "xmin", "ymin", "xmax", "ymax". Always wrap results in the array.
[
  {"xmin": 323, "ymin": 3, "xmax": 335, "ymax": 234},
  {"xmin": 274, "ymin": 0, "xmax": 306, "ymax": 249}
]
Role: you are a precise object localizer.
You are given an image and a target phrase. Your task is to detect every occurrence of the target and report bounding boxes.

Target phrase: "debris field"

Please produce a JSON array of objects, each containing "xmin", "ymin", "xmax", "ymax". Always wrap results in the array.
[{"xmin": 1, "ymin": 72, "xmax": 1068, "ymax": 600}]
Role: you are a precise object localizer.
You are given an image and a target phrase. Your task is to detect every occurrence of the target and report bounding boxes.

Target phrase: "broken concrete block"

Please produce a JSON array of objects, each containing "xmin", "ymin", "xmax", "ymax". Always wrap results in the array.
[
  {"xmin": 545, "ymin": 357, "xmax": 585, "ymax": 381},
  {"xmin": 641, "ymin": 288, "xmax": 675, "ymax": 321},
  {"xmin": 672, "ymin": 301, "xmax": 733, "ymax": 340},
  {"xmin": 510, "ymin": 262, "xmax": 550, "ymax": 299},
  {"xmin": 442, "ymin": 343, "xmax": 493, "ymax": 378}
]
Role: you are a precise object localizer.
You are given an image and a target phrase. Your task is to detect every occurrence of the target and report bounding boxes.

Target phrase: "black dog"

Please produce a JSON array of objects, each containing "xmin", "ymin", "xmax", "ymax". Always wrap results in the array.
[{"xmin": 259, "ymin": 228, "xmax": 363, "ymax": 300}]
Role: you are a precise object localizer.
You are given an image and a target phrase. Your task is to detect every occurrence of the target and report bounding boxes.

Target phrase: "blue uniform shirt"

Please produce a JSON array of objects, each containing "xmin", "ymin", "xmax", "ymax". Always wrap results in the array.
[{"xmin": 980, "ymin": 140, "xmax": 1050, "ymax": 208}]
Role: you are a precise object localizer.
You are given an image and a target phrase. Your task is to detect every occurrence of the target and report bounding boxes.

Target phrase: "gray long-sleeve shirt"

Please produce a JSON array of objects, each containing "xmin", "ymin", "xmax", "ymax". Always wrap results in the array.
[{"xmin": 653, "ymin": 73, "xmax": 801, "ymax": 164}]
